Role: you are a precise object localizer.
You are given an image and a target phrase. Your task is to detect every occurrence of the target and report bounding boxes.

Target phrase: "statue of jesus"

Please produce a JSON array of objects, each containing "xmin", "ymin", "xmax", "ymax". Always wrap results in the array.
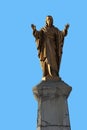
[{"xmin": 31, "ymin": 15, "xmax": 69, "ymax": 80}]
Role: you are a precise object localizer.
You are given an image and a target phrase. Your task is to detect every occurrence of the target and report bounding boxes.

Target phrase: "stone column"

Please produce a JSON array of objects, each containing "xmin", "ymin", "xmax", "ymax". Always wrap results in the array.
[{"xmin": 33, "ymin": 80, "xmax": 72, "ymax": 130}]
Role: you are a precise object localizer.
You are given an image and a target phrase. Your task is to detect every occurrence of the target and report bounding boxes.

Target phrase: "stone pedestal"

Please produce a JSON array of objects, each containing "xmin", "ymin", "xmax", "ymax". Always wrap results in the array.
[{"xmin": 33, "ymin": 80, "xmax": 72, "ymax": 130}]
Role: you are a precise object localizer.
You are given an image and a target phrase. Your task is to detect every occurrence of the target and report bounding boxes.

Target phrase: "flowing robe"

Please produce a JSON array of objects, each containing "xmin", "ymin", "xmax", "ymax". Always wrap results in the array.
[{"xmin": 33, "ymin": 25, "xmax": 65, "ymax": 76}]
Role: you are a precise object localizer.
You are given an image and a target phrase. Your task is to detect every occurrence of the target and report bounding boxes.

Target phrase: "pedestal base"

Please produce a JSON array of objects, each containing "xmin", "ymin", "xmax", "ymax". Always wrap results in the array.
[{"xmin": 33, "ymin": 80, "xmax": 72, "ymax": 130}]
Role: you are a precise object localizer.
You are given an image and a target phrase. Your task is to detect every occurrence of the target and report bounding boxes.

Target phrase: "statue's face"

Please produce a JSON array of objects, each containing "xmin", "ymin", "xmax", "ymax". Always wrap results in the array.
[{"xmin": 46, "ymin": 16, "xmax": 52, "ymax": 27}]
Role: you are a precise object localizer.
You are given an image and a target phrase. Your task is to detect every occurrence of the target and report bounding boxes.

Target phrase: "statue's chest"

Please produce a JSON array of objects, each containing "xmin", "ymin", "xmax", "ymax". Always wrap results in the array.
[{"xmin": 43, "ymin": 28, "xmax": 56, "ymax": 39}]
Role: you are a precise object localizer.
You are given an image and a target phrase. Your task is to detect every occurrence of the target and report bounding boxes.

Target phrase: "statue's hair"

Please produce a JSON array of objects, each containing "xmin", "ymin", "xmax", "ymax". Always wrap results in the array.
[{"xmin": 45, "ymin": 15, "xmax": 53, "ymax": 26}]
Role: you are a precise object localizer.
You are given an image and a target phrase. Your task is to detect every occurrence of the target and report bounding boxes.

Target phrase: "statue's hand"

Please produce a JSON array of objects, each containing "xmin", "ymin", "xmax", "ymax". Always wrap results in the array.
[
  {"xmin": 65, "ymin": 24, "xmax": 70, "ymax": 30},
  {"xmin": 31, "ymin": 24, "xmax": 36, "ymax": 31},
  {"xmin": 63, "ymin": 24, "xmax": 70, "ymax": 36}
]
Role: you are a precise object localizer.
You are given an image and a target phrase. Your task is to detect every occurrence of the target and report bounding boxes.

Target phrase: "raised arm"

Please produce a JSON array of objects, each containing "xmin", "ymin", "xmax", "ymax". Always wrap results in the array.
[
  {"xmin": 31, "ymin": 24, "xmax": 40, "ymax": 39},
  {"xmin": 31, "ymin": 24, "xmax": 36, "ymax": 31},
  {"xmin": 62, "ymin": 24, "xmax": 70, "ymax": 36}
]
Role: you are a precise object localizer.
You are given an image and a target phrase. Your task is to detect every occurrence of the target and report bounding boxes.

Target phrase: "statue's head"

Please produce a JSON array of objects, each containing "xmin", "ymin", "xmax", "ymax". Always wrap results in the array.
[{"xmin": 46, "ymin": 15, "xmax": 53, "ymax": 27}]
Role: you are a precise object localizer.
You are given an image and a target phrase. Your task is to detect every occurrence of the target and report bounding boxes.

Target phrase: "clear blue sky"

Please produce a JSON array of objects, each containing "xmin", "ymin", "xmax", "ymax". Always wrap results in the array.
[{"xmin": 0, "ymin": 0, "xmax": 87, "ymax": 130}]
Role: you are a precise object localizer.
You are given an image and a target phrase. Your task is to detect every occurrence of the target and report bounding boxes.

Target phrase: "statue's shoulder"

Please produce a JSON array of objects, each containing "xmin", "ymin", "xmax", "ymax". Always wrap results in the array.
[
  {"xmin": 40, "ymin": 26, "xmax": 46, "ymax": 31},
  {"xmin": 52, "ymin": 25, "xmax": 60, "ymax": 34},
  {"xmin": 53, "ymin": 25, "xmax": 60, "ymax": 31}
]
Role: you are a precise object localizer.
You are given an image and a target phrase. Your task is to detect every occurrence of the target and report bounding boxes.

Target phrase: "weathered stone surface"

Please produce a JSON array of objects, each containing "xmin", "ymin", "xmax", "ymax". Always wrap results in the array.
[{"xmin": 33, "ymin": 80, "xmax": 72, "ymax": 130}]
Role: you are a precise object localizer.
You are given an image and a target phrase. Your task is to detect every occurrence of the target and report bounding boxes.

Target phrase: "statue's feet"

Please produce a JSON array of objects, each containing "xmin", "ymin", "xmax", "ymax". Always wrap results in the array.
[{"xmin": 42, "ymin": 75, "xmax": 61, "ymax": 81}]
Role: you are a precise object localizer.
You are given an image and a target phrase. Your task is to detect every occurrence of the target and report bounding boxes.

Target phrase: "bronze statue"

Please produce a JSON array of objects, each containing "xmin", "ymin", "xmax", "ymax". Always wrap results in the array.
[{"xmin": 31, "ymin": 15, "xmax": 69, "ymax": 80}]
